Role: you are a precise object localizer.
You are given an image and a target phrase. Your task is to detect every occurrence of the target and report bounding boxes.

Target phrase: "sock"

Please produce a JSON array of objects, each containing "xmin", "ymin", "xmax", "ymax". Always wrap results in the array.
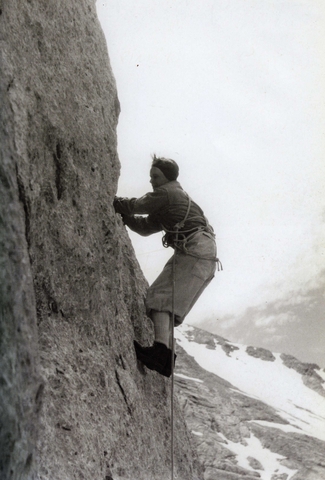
[
  {"xmin": 169, "ymin": 316, "xmax": 174, "ymax": 350},
  {"xmin": 152, "ymin": 311, "xmax": 170, "ymax": 348}
]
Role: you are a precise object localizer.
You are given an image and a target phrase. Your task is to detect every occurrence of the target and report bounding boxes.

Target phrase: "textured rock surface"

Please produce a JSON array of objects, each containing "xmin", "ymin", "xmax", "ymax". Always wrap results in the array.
[
  {"xmin": 280, "ymin": 353, "xmax": 325, "ymax": 398},
  {"xmin": 0, "ymin": 1, "xmax": 201, "ymax": 479},
  {"xmin": 175, "ymin": 326, "xmax": 325, "ymax": 480},
  {"xmin": 246, "ymin": 346, "xmax": 276, "ymax": 362}
]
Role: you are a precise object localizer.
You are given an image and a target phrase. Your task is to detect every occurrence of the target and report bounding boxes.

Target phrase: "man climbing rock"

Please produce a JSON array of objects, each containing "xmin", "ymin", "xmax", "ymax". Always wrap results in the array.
[{"xmin": 113, "ymin": 155, "xmax": 221, "ymax": 377}]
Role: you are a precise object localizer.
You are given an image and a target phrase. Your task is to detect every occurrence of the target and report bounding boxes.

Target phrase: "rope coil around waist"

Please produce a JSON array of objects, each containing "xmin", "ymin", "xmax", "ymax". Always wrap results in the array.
[
  {"xmin": 161, "ymin": 193, "xmax": 223, "ymax": 271},
  {"xmin": 162, "ymin": 226, "xmax": 223, "ymax": 271}
]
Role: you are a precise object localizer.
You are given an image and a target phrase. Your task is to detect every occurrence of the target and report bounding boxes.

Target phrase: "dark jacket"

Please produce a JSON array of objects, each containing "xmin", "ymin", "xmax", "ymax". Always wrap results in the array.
[{"xmin": 113, "ymin": 181, "xmax": 213, "ymax": 238}]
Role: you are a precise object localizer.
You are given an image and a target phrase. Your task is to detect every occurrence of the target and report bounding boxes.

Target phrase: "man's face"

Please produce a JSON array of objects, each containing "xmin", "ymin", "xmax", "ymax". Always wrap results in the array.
[{"xmin": 150, "ymin": 167, "xmax": 169, "ymax": 189}]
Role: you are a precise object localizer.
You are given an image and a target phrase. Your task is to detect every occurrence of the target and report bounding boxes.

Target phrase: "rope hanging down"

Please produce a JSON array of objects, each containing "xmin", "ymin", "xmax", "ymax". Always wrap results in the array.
[
  {"xmin": 169, "ymin": 192, "xmax": 222, "ymax": 479},
  {"xmin": 170, "ymin": 195, "xmax": 192, "ymax": 480},
  {"xmin": 171, "ymin": 228, "xmax": 177, "ymax": 480}
]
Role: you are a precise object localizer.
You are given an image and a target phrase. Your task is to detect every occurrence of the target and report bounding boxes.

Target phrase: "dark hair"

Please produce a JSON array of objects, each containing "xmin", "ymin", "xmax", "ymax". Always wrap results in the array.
[{"xmin": 151, "ymin": 154, "xmax": 179, "ymax": 181}]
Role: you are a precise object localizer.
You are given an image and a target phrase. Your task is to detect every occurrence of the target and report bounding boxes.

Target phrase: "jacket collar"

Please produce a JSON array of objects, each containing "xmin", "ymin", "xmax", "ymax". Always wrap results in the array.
[{"xmin": 154, "ymin": 180, "xmax": 182, "ymax": 192}]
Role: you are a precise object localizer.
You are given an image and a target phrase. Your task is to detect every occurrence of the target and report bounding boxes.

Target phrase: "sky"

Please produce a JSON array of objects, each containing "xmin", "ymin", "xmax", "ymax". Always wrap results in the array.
[{"xmin": 96, "ymin": 0, "xmax": 325, "ymax": 366}]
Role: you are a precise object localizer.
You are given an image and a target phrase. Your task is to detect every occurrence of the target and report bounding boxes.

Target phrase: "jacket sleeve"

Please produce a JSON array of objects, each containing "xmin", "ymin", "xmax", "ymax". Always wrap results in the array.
[
  {"xmin": 113, "ymin": 188, "xmax": 168, "ymax": 216},
  {"xmin": 122, "ymin": 214, "xmax": 162, "ymax": 236}
]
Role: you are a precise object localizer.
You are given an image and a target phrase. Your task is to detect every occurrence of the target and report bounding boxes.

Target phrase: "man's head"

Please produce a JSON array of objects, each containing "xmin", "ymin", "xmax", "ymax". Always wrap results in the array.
[{"xmin": 150, "ymin": 155, "xmax": 179, "ymax": 188}]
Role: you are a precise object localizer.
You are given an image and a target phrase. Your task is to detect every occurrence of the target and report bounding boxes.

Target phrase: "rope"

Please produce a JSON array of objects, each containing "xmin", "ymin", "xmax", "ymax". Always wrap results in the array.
[
  {"xmin": 170, "ymin": 195, "xmax": 191, "ymax": 480},
  {"xmin": 171, "ymin": 229, "xmax": 177, "ymax": 480},
  {"xmin": 168, "ymin": 193, "xmax": 220, "ymax": 479}
]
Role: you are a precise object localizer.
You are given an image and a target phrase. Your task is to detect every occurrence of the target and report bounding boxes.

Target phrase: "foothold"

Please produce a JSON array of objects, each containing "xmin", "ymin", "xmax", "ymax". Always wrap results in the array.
[
  {"xmin": 61, "ymin": 425, "xmax": 71, "ymax": 431},
  {"xmin": 25, "ymin": 453, "xmax": 33, "ymax": 469},
  {"xmin": 35, "ymin": 383, "xmax": 44, "ymax": 409},
  {"xmin": 49, "ymin": 299, "xmax": 58, "ymax": 314}
]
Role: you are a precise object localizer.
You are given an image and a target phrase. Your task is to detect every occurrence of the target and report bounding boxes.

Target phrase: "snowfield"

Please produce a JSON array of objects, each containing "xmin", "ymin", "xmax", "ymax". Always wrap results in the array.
[
  {"xmin": 175, "ymin": 324, "xmax": 325, "ymax": 442},
  {"xmin": 175, "ymin": 324, "xmax": 325, "ymax": 480}
]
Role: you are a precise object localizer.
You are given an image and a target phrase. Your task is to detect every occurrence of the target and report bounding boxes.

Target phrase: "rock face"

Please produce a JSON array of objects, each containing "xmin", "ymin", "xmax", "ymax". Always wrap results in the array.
[
  {"xmin": 175, "ymin": 325, "xmax": 325, "ymax": 480},
  {"xmin": 0, "ymin": 2, "xmax": 200, "ymax": 479},
  {"xmin": 280, "ymin": 353, "xmax": 325, "ymax": 398},
  {"xmin": 246, "ymin": 346, "xmax": 276, "ymax": 362}
]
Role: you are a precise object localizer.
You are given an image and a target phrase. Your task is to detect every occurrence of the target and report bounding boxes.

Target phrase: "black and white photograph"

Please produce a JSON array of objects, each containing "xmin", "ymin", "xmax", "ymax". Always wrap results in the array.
[{"xmin": 1, "ymin": 1, "xmax": 324, "ymax": 479}]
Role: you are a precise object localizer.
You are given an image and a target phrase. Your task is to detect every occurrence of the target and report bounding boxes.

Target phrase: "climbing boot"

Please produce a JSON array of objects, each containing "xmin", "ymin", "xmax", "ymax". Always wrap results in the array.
[
  {"xmin": 162, "ymin": 350, "xmax": 177, "ymax": 377},
  {"xmin": 134, "ymin": 341, "xmax": 174, "ymax": 377}
]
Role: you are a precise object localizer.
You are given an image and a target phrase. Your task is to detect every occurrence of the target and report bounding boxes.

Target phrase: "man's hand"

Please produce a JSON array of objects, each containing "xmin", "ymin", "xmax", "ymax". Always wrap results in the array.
[
  {"xmin": 113, "ymin": 195, "xmax": 137, "ymax": 217},
  {"xmin": 120, "ymin": 213, "xmax": 128, "ymax": 225},
  {"xmin": 113, "ymin": 197, "xmax": 132, "ymax": 226},
  {"xmin": 113, "ymin": 196, "xmax": 122, "ymax": 213}
]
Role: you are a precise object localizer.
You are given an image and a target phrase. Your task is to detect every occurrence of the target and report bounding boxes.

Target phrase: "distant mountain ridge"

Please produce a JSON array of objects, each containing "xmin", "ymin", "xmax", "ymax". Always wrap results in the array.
[{"xmin": 174, "ymin": 324, "xmax": 325, "ymax": 480}]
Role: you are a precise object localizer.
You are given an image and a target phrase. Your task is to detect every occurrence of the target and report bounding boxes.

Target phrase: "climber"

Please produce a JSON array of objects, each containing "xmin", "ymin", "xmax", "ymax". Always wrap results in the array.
[{"xmin": 113, "ymin": 155, "xmax": 221, "ymax": 377}]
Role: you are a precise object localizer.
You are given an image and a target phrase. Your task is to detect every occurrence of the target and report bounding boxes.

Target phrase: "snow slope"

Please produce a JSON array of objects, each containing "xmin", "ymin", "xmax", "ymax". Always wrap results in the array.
[
  {"xmin": 175, "ymin": 324, "xmax": 325, "ymax": 480},
  {"xmin": 175, "ymin": 324, "xmax": 325, "ymax": 442}
]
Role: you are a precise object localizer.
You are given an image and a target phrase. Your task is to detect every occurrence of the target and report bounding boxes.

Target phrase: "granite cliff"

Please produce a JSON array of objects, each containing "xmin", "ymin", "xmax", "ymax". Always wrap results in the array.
[{"xmin": 0, "ymin": 2, "xmax": 200, "ymax": 479}]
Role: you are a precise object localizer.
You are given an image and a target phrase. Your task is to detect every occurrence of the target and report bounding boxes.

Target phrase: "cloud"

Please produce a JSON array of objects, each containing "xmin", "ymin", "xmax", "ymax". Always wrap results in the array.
[
  {"xmin": 199, "ymin": 270, "xmax": 325, "ymax": 366},
  {"xmin": 265, "ymin": 327, "xmax": 277, "ymax": 334},
  {"xmin": 255, "ymin": 312, "xmax": 296, "ymax": 328},
  {"xmin": 267, "ymin": 334, "xmax": 285, "ymax": 344}
]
